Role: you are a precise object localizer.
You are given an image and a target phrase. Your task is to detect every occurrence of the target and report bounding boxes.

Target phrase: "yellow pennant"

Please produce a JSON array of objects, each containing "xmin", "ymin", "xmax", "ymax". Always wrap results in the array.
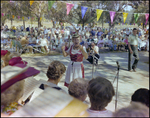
[
  {"xmin": 12, "ymin": 15, "xmax": 15, "ymax": 19},
  {"xmin": 126, "ymin": 23, "xmax": 127, "ymax": 25},
  {"xmin": 22, "ymin": 17, "xmax": 24, "ymax": 20},
  {"xmin": 119, "ymin": 23, "xmax": 120, "ymax": 25},
  {"xmin": 141, "ymin": 23, "xmax": 143, "ymax": 26},
  {"xmin": 96, "ymin": 9, "xmax": 103, "ymax": 21},
  {"xmin": 40, "ymin": 17, "xmax": 42, "ymax": 21},
  {"xmin": 30, "ymin": 0, "xmax": 34, "ymax": 6},
  {"xmin": 123, "ymin": 12, "xmax": 128, "ymax": 23}
]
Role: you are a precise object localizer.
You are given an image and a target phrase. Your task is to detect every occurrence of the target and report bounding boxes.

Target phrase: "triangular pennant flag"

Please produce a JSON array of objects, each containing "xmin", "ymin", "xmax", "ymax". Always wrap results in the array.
[
  {"xmin": 109, "ymin": 11, "xmax": 115, "ymax": 24},
  {"xmin": 48, "ymin": 1, "xmax": 55, "ymax": 10},
  {"xmin": 18, "ymin": 16, "xmax": 20, "ymax": 19},
  {"xmin": 66, "ymin": 3, "xmax": 74, "ymax": 15},
  {"xmin": 30, "ymin": 0, "xmax": 34, "ymax": 6},
  {"xmin": 12, "ymin": 15, "xmax": 15, "ymax": 19},
  {"xmin": 22, "ymin": 17, "xmax": 24, "ymax": 20},
  {"xmin": 81, "ymin": 6, "xmax": 88, "ymax": 19},
  {"xmin": 145, "ymin": 13, "xmax": 149, "ymax": 25},
  {"xmin": 96, "ymin": 9, "xmax": 103, "ymax": 21},
  {"xmin": 134, "ymin": 13, "xmax": 139, "ymax": 23},
  {"xmin": 141, "ymin": 23, "xmax": 143, "ymax": 26},
  {"xmin": 28, "ymin": 17, "xmax": 30, "ymax": 19},
  {"xmin": 40, "ymin": 17, "xmax": 42, "ymax": 21},
  {"xmin": 123, "ymin": 12, "xmax": 128, "ymax": 23},
  {"xmin": 2, "ymin": 13, "xmax": 4, "ymax": 17}
]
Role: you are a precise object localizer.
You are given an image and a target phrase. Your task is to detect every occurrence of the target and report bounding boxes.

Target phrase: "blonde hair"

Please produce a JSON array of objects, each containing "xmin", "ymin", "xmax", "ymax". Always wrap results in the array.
[{"xmin": 113, "ymin": 102, "xmax": 149, "ymax": 117}]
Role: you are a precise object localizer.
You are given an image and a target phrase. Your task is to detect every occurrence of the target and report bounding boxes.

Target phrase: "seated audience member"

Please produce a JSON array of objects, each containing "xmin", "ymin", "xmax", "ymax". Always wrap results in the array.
[
  {"xmin": 39, "ymin": 34, "xmax": 49, "ymax": 53},
  {"xmin": 68, "ymin": 78, "xmax": 88, "ymax": 102},
  {"xmin": 39, "ymin": 61, "xmax": 66, "ymax": 92},
  {"xmin": 87, "ymin": 42, "xmax": 100, "ymax": 65},
  {"xmin": 97, "ymin": 36, "xmax": 104, "ymax": 49},
  {"xmin": 87, "ymin": 77, "xmax": 115, "ymax": 117},
  {"xmin": 113, "ymin": 102, "xmax": 149, "ymax": 117},
  {"xmin": 124, "ymin": 36, "xmax": 128, "ymax": 52},
  {"xmin": 20, "ymin": 36, "xmax": 33, "ymax": 53},
  {"xmin": 29, "ymin": 34, "xmax": 36, "ymax": 46},
  {"xmin": 131, "ymin": 88, "xmax": 149, "ymax": 108},
  {"xmin": 86, "ymin": 35, "xmax": 94, "ymax": 49}
]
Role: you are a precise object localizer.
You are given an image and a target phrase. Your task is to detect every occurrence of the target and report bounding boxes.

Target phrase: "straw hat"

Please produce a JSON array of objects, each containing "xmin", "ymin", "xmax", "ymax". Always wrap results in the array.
[{"xmin": 72, "ymin": 32, "xmax": 79, "ymax": 38}]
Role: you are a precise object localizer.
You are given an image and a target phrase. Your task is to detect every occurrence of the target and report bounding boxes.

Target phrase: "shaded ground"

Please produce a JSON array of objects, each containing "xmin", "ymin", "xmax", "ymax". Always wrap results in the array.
[{"xmin": 21, "ymin": 51, "xmax": 149, "ymax": 112}]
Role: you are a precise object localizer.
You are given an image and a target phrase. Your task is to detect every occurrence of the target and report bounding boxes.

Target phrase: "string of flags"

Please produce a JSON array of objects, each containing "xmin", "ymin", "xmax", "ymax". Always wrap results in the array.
[{"xmin": 2, "ymin": 1, "xmax": 149, "ymax": 25}]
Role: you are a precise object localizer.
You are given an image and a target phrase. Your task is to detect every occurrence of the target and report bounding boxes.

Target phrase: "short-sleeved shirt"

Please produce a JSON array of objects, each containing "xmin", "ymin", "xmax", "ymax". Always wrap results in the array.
[{"xmin": 128, "ymin": 34, "xmax": 138, "ymax": 45}]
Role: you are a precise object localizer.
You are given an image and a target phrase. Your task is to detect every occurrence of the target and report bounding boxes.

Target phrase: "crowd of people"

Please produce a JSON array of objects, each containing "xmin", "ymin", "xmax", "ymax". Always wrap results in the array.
[
  {"xmin": 1, "ymin": 24, "xmax": 149, "ymax": 55},
  {"xmin": 1, "ymin": 24, "xmax": 149, "ymax": 117},
  {"xmin": 1, "ymin": 58, "xmax": 149, "ymax": 117}
]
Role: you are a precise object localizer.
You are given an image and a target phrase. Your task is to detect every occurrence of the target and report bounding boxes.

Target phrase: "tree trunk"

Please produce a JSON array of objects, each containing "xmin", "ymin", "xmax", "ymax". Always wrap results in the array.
[
  {"xmin": 11, "ymin": 19, "xmax": 13, "ymax": 26},
  {"xmin": 23, "ymin": 20, "xmax": 25, "ymax": 29},
  {"xmin": 38, "ymin": 17, "xmax": 42, "ymax": 28},
  {"xmin": 52, "ymin": 20, "xmax": 55, "ymax": 28}
]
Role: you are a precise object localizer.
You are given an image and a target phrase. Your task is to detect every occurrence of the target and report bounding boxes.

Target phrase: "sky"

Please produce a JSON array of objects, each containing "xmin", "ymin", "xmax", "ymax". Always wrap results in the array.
[{"xmin": 124, "ymin": 5, "xmax": 133, "ymax": 11}]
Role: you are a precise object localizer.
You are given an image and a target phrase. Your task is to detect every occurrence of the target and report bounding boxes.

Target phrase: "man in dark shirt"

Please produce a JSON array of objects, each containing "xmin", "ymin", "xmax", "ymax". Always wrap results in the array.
[{"xmin": 90, "ymin": 29, "xmax": 96, "ymax": 37}]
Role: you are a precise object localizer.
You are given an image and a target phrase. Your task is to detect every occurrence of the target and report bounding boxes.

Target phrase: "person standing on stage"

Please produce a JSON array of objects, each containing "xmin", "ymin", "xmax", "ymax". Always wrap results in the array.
[
  {"xmin": 128, "ymin": 28, "xmax": 139, "ymax": 72},
  {"xmin": 61, "ymin": 32, "xmax": 88, "ymax": 87}
]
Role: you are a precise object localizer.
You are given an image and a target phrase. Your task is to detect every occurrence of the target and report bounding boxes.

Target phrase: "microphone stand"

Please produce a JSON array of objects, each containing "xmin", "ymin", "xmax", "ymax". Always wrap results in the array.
[{"xmin": 113, "ymin": 61, "xmax": 120, "ymax": 111}]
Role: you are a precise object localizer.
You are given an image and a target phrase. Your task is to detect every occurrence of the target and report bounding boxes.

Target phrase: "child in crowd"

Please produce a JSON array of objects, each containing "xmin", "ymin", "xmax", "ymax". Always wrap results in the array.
[
  {"xmin": 68, "ymin": 78, "xmax": 88, "ymax": 102},
  {"xmin": 87, "ymin": 76, "xmax": 115, "ymax": 117},
  {"xmin": 61, "ymin": 32, "xmax": 88, "ymax": 87}
]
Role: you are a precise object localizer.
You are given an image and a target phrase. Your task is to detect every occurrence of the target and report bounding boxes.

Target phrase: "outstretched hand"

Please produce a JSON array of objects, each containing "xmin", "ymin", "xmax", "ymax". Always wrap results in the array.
[{"xmin": 61, "ymin": 45, "xmax": 65, "ymax": 51}]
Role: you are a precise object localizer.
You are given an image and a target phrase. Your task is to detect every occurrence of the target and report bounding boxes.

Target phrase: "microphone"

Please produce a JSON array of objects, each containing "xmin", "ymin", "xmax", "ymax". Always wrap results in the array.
[{"xmin": 116, "ymin": 61, "xmax": 120, "ymax": 70}]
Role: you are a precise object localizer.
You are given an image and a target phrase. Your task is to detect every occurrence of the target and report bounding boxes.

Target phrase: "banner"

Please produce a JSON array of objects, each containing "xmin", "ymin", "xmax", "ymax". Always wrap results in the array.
[
  {"xmin": 123, "ymin": 12, "xmax": 128, "ymax": 23},
  {"xmin": 2, "ymin": 13, "xmax": 4, "ymax": 17},
  {"xmin": 22, "ymin": 17, "xmax": 24, "ymax": 20},
  {"xmin": 134, "ymin": 13, "xmax": 139, "ymax": 23},
  {"xmin": 30, "ymin": 0, "xmax": 34, "ymax": 6},
  {"xmin": 81, "ymin": 6, "xmax": 88, "ymax": 19},
  {"xmin": 12, "ymin": 15, "xmax": 14, "ymax": 19},
  {"xmin": 40, "ymin": 17, "xmax": 42, "ymax": 21},
  {"xmin": 96, "ymin": 9, "xmax": 103, "ymax": 21},
  {"xmin": 109, "ymin": 11, "xmax": 115, "ymax": 24},
  {"xmin": 66, "ymin": 3, "xmax": 74, "ymax": 15},
  {"xmin": 145, "ymin": 13, "xmax": 149, "ymax": 25},
  {"xmin": 18, "ymin": 16, "xmax": 20, "ymax": 19},
  {"xmin": 48, "ymin": 1, "xmax": 55, "ymax": 10}
]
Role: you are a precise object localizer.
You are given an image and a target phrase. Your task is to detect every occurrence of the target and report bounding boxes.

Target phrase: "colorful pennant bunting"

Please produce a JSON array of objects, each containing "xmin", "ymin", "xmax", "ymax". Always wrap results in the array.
[
  {"xmin": 145, "ymin": 14, "xmax": 149, "ymax": 25},
  {"xmin": 123, "ymin": 12, "xmax": 128, "ymax": 23},
  {"xmin": 109, "ymin": 11, "xmax": 115, "ymax": 24},
  {"xmin": 81, "ymin": 6, "xmax": 88, "ymax": 19},
  {"xmin": 22, "ymin": 17, "xmax": 24, "ymax": 20},
  {"xmin": 30, "ymin": 0, "xmax": 34, "ymax": 6},
  {"xmin": 96, "ymin": 9, "xmax": 103, "ymax": 21},
  {"xmin": 48, "ymin": 1, "xmax": 55, "ymax": 10},
  {"xmin": 66, "ymin": 3, "xmax": 74, "ymax": 15},
  {"xmin": 12, "ymin": 15, "xmax": 14, "ymax": 19},
  {"xmin": 134, "ymin": 13, "xmax": 139, "ymax": 23}
]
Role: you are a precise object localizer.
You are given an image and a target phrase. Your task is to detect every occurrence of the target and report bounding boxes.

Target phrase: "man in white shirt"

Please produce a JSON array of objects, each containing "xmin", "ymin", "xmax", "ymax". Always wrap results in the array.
[
  {"xmin": 128, "ymin": 28, "xmax": 139, "ymax": 72},
  {"xmin": 87, "ymin": 42, "xmax": 100, "ymax": 65}
]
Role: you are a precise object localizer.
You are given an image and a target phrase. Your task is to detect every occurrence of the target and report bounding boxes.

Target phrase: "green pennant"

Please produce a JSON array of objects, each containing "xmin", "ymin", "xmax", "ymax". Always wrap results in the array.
[
  {"xmin": 134, "ymin": 13, "xmax": 139, "ymax": 23},
  {"xmin": 48, "ymin": 1, "xmax": 55, "ymax": 10},
  {"xmin": 7, "ymin": 15, "xmax": 9, "ymax": 18}
]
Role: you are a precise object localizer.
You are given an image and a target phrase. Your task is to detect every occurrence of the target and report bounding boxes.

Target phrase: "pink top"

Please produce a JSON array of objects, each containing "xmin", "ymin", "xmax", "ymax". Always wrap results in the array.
[{"xmin": 124, "ymin": 39, "xmax": 128, "ymax": 44}]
